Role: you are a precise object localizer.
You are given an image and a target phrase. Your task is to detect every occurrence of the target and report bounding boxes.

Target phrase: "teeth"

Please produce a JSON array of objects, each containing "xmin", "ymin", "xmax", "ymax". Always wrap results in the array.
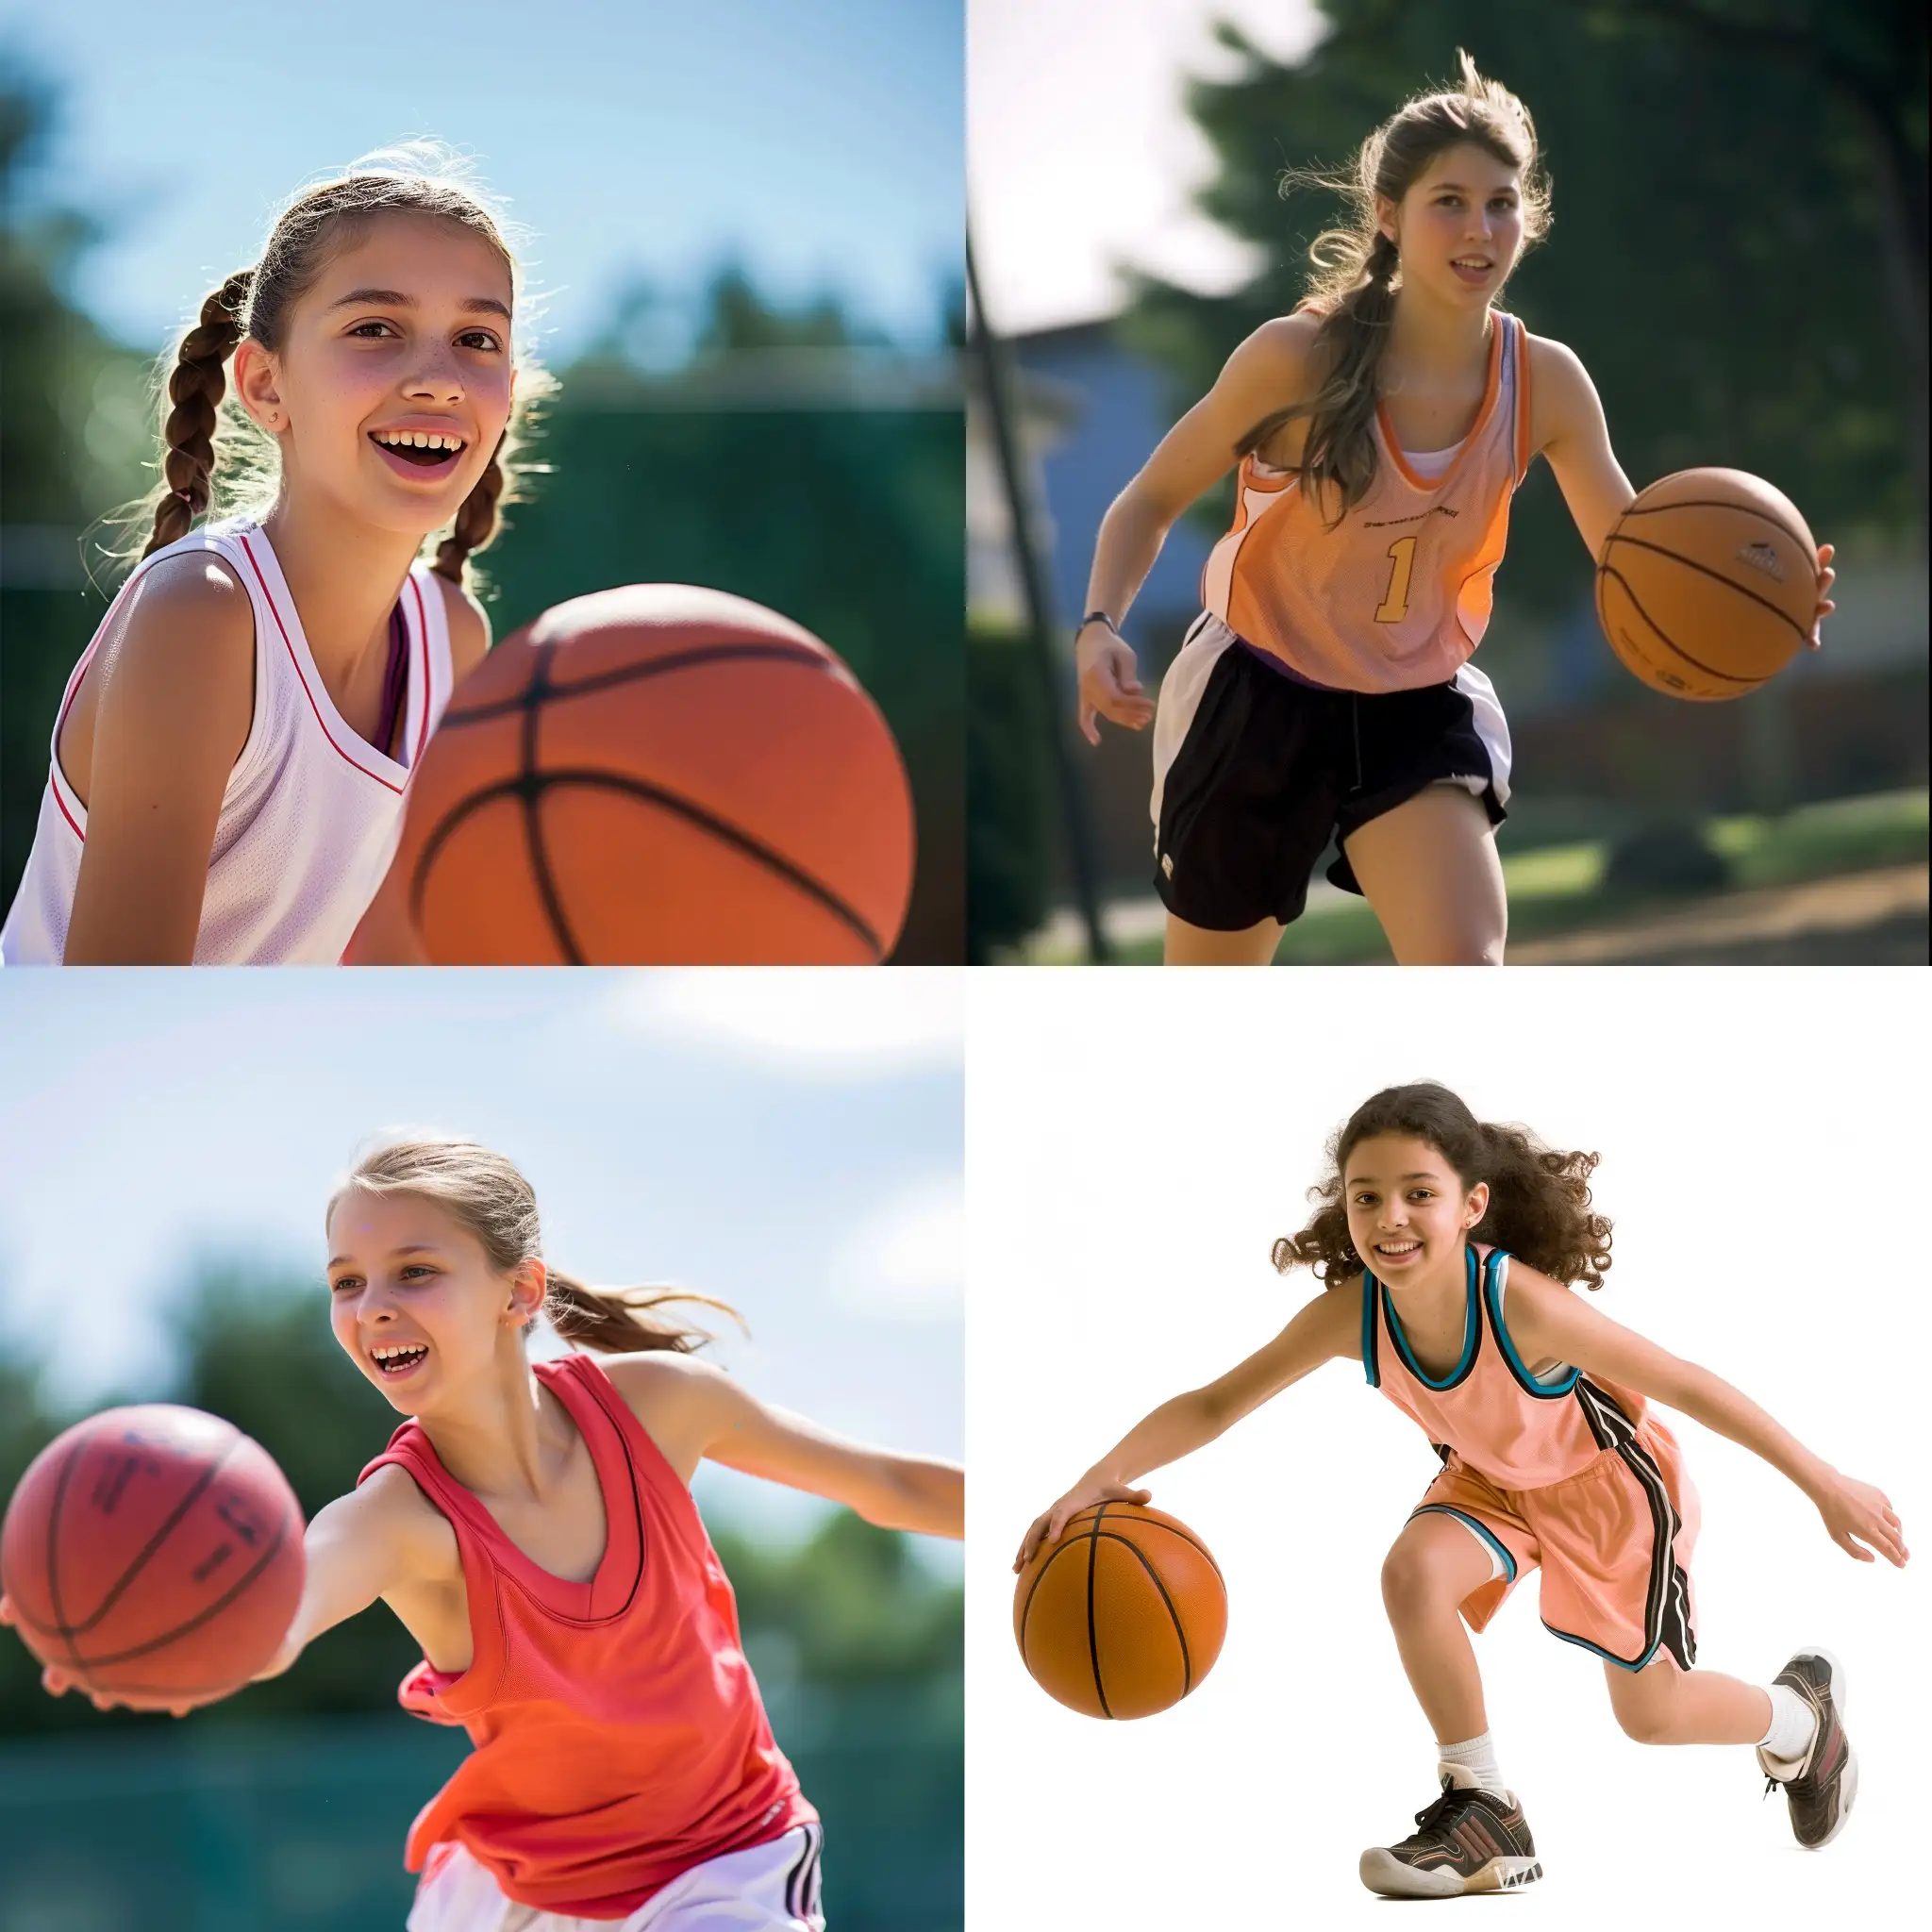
[
  {"xmin": 375, "ymin": 431, "xmax": 463, "ymax": 452},
  {"xmin": 372, "ymin": 1342, "xmax": 427, "ymax": 1360}
]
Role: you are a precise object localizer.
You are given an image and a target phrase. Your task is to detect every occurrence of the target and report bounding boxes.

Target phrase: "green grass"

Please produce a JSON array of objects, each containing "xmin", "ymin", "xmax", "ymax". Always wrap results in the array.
[{"xmin": 1028, "ymin": 788, "xmax": 1928, "ymax": 965}]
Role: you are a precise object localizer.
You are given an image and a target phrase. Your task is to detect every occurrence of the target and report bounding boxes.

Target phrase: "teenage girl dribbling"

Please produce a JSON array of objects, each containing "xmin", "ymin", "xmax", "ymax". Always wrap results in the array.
[
  {"xmin": 1016, "ymin": 1083, "xmax": 1907, "ymax": 1898},
  {"xmin": 1071, "ymin": 56, "xmax": 1838, "ymax": 965},
  {"xmin": 0, "ymin": 143, "xmax": 544, "ymax": 966},
  {"xmin": 3, "ymin": 1139, "xmax": 965, "ymax": 1929}
]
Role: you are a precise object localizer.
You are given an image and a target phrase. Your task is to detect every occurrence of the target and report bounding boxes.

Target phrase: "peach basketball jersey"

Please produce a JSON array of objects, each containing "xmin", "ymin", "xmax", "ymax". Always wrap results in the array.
[
  {"xmin": 1202, "ymin": 312, "xmax": 1532, "ymax": 691},
  {"xmin": 1362, "ymin": 1242, "xmax": 1649, "ymax": 1490}
]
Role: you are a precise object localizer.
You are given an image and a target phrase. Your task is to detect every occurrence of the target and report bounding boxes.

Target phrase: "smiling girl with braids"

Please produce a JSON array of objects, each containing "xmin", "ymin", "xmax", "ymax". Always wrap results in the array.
[
  {"xmin": 1018, "ymin": 1083, "xmax": 1906, "ymax": 1897},
  {"xmin": 5, "ymin": 1137, "xmax": 964, "ymax": 1928},
  {"xmin": 1072, "ymin": 53, "xmax": 1837, "ymax": 964},
  {"xmin": 1, "ymin": 143, "xmax": 548, "ymax": 965}
]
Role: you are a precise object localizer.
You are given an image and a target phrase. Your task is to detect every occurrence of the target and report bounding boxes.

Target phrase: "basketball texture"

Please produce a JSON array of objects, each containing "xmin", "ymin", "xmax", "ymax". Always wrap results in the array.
[
  {"xmin": 0, "ymin": 1406, "xmax": 305, "ymax": 1705},
  {"xmin": 1013, "ymin": 1501, "xmax": 1227, "ymax": 1719},
  {"xmin": 393, "ymin": 584, "xmax": 916, "ymax": 964},
  {"xmin": 1596, "ymin": 468, "xmax": 1819, "ymax": 700}
]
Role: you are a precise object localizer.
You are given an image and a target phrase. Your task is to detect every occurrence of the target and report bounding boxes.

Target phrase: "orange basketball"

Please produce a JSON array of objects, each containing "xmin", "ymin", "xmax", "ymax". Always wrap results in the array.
[
  {"xmin": 0, "ymin": 1406, "xmax": 305, "ymax": 1707},
  {"xmin": 1595, "ymin": 468, "xmax": 1819, "ymax": 700},
  {"xmin": 1013, "ymin": 1502, "xmax": 1227, "ymax": 1719},
  {"xmin": 395, "ymin": 585, "xmax": 916, "ymax": 963}
]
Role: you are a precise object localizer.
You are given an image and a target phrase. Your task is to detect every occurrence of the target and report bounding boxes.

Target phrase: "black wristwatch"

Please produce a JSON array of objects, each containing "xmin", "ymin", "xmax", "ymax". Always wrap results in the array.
[{"xmin": 1079, "ymin": 610, "xmax": 1119, "ymax": 636}]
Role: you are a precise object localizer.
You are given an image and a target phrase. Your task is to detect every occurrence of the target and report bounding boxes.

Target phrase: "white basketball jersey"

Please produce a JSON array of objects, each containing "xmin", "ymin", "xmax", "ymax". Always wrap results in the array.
[{"xmin": 0, "ymin": 518, "xmax": 455, "ymax": 965}]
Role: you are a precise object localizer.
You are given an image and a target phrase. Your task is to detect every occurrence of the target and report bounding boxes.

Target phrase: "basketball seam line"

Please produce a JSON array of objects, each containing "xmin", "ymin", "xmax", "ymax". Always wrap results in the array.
[
  {"xmin": 520, "ymin": 646, "xmax": 586, "ymax": 964},
  {"xmin": 411, "ymin": 768, "xmax": 886, "ymax": 958},
  {"xmin": 1599, "ymin": 537, "xmax": 1810, "ymax": 648},
  {"xmin": 51, "ymin": 1518, "xmax": 290, "ymax": 1670},
  {"xmin": 1088, "ymin": 1534, "xmax": 1197, "ymax": 1697},
  {"xmin": 1060, "ymin": 1508, "xmax": 1224, "ymax": 1579},
  {"xmin": 55, "ymin": 1436, "xmax": 243, "ymax": 1642},
  {"xmin": 1616, "ymin": 496, "xmax": 1815, "ymax": 559},
  {"xmin": 439, "ymin": 640, "xmax": 836, "ymax": 726},
  {"xmin": 1087, "ymin": 1503, "xmax": 1112, "ymax": 1718},
  {"xmin": 1597, "ymin": 565, "xmax": 1766, "ymax": 685}
]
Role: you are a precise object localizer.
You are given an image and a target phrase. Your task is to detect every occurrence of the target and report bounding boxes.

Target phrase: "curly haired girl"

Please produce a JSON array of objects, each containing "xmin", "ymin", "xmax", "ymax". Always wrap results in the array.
[
  {"xmin": 1, "ymin": 143, "xmax": 549, "ymax": 965},
  {"xmin": 5, "ymin": 1137, "xmax": 963, "ymax": 1929},
  {"xmin": 1071, "ymin": 53, "xmax": 1836, "ymax": 964},
  {"xmin": 1016, "ymin": 1082, "xmax": 1905, "ymax": 1898}
]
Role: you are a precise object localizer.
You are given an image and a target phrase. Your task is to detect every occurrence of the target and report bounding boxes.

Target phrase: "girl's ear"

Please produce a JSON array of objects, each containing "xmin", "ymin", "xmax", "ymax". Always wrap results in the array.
[
  {"xmin": 231, "ymin": 337, "xmax": 286, "ymax": 433},
  {"xmin": 1464, "ymin": 1180, "xmax": 1491, "ymax": 1228},
  {"xmin": 507, "ymin": 1257, "xmax": 547, "ymax": 1330},
  {"xmin": 1374, "ymin": 193, "xmax": 1400, "ymax": 247}
]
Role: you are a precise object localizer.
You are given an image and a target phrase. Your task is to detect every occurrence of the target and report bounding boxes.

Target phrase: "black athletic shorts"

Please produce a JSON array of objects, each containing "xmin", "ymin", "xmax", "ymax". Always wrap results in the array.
[{"xmin": 1150, "ymin": 617, "xmax": 1512, "ymax": 932}]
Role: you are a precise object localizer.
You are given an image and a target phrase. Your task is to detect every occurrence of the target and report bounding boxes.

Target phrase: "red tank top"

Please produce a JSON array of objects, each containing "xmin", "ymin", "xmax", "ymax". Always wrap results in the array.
[
  {"xmin": 358, "ymin": 1352, "xmax": 814, "ymax": 1920},
  {"xmin": 1362, "ymin": 1242, "xmax": 1650, "ymax": 1490}
]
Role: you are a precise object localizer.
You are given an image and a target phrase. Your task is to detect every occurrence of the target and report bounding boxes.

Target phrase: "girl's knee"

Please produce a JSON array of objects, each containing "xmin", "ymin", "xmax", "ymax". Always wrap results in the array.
[
  {"xmin": 1613, "ymin": 1699, "xmax": 1674, "ymax": 1744},
  {"xmin": 1380, "ymin": 1542, "xmax": 1457, "ymax": 1617}
]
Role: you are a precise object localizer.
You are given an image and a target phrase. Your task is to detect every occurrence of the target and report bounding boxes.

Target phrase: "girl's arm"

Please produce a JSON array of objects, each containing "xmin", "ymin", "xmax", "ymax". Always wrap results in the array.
[
  {"xmin": 1074, "ymin": 313, "xmax": 1318, "ymax": 744},
  {"xmin": 609, "ymin": 1354, "xmax": 962, "ymax": 1540},
  {"xmin": 1506, "ymin": 1264, "xmax": 1907, "ymax": 1566},
  {"xmin": 1531, "ymin": 336, "xmax": 1835, "ymax": 642},
  {"xmin": 62, "ymin": 560, "xmax": 256, "ymax": 964},
  {"xmin": 1013, "ymin": 1280, "xmax": 1358, "ymax": 1569}
]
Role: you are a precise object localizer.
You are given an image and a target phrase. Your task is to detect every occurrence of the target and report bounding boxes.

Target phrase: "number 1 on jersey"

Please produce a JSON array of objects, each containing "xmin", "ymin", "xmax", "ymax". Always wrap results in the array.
[{"xmin": 1374, "ymin": 536, "xmax": 1417, "ymax": 624}]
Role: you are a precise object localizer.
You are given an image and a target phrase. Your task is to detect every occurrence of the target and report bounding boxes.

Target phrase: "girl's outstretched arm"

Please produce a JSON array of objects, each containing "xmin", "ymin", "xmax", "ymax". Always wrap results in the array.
[
  {"xmin": 1506, "ymin": 1263, "xmax": 1907, "ymax": 1566},
  {"xmin": 1013, "ymin": 1280, "xmax": 1358, "ymax": 1570},
  {"xmin": 1074, "ymin": 313, "xmax": 1319, "ymax": 745},
  {"xmin": 610, "ymin": 1354, "xmax": 962, "ymax": 1540},
  {"xmin": 1533, "ymin": 337, "xmax": 1835, "ymax": 645}
]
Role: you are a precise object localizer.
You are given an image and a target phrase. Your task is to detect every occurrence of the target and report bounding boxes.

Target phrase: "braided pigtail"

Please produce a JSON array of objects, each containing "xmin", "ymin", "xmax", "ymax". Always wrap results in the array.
[
  {"xmin": 432, "ymin": 431, "xmax": 508, "ymax": 586},
  {"xmin": 142, "ymin": 269, "xmax": 255, "ymax": 558}
]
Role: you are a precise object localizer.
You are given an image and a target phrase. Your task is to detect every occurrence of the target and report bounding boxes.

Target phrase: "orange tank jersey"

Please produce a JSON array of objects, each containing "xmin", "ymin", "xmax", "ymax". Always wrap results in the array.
[
  {"xmin": 359, "ymin": 1353, "xmax": 814, "ymax": 1921},
  {"xmin": 1202, "ymin": 311, "xmax": 1532, "ymax": 692},
  {"xmin": 1364, "ymin": 1243, "xmax": 1699, "ymax": 1672}
]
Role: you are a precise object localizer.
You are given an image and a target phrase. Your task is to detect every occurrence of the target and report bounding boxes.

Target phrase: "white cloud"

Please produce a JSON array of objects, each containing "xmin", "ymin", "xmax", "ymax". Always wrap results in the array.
[
  {"xmin": 605, "ymin": 969, "xmax": 963, "ymax": 1079},
  {"xmin": 829, "ymin": 1174, "xmax": 963, "ymax": 1323}
]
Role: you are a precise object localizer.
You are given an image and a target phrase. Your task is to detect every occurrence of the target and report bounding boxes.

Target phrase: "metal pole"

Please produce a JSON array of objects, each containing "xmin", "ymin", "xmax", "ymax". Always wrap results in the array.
[{"xmin": 965, "ymin": 228, "xmax": 1111, "ymax": 964}]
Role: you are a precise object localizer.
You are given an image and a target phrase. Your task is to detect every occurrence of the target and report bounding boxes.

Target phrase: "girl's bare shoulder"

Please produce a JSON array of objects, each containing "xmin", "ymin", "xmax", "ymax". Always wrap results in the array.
[
  {"xmin": 349, "ymin": 1459, "xmax": 460, "ymax": 1583},
  {"xmin": 95, "ymin": 553, "xmax": 255, "ymax": 698},
  {"xmin": 1318, "ymin": 1271, "xmax": 1368, "ymax": 1362}
]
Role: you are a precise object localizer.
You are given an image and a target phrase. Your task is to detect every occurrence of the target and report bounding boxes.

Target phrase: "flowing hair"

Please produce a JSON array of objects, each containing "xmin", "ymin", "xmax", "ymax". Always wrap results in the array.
[
  {"xmin": 102, "ymin": 141, "xmax": 554, "ymax": 592},
  {"xmin": 1272, "ymin": 1082, "xmax": 1612, "ymax": 1291},
  {"xmin": 328, "ymin": 1137, "xmax": 741, "ymax": 1354},
  {"xmin": 1240, "ymin": 50, "xmax": 1551, "ymax": 525}
]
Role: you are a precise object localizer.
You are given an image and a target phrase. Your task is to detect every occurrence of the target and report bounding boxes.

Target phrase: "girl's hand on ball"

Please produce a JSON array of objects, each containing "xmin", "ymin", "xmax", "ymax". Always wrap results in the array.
[
  {"xmin": 1014, "ymin": 1474, "xmax": 1153, "ymax": 1572},
  {"xmin": 1075, "ymin": 625, "xmax": 1156, "ymax": 744},
  {"xmin": 3, "ymin": 1595, "xmax": 194, "ymax": 1716},
  {"xmin": 1808, "ymin": 541, "xmax": 1835, "ymax": 649}
]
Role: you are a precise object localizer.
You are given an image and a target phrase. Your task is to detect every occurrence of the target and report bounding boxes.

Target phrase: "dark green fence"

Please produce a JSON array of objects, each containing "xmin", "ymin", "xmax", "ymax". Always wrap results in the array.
[{"xmin": 0, "ymin": 1690, "xmax": 961, "ymax": 1932}]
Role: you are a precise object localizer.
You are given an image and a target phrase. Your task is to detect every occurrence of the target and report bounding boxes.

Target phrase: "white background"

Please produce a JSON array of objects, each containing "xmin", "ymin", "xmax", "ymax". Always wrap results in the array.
[{"xmin": 967, "ymin": 967, "xmax": 1926, "ymax": 1927}]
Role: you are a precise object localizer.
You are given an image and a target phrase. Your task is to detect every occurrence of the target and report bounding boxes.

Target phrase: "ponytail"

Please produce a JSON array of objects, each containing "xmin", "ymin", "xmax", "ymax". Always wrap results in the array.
[
  {"xmin": 141, "ymin": 269, "xmax": 255, "ymax": 558},
  {"xmin": 541, "ymin": 1272, "xmax": 746, "ymax": 1356}
]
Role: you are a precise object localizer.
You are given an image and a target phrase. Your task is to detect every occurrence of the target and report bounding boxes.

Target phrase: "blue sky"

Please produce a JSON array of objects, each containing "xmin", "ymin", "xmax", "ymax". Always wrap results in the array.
[
  {"xmin": 1, "ymin": 0, "xmax": 961, "ymax": 363},
  {"xmin": 0, "ymin": 970, "xmax": 961, "ymax": 1566}
]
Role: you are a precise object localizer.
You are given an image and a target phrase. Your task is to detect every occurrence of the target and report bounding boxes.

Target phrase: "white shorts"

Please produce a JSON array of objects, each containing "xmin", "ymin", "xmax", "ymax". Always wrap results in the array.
[{"xmin": 406, "ymin": 1824, "xmax": 825, "ymax": 1932}]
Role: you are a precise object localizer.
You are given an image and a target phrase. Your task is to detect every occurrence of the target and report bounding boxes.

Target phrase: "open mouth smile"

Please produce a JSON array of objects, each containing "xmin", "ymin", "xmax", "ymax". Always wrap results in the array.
[
  {"xmin": 368, "ymin": 428, "xmax": 467, "ymax": 477},
  {"xmin": 369, "ymin": 1340, "xmax": 430, "ymax": 1380}
]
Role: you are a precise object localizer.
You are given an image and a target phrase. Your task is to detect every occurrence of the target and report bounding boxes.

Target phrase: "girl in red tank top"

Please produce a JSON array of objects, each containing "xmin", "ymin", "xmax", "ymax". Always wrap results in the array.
[
  {"xmin": 180, "ymin": 1135, "xmax": 958, "ymax": 1931},
  {"xmin": 1066, "ymin": 53, "xmax": 1836, "ymax": 967},
  {"xmin": 1021, "ymin": 1083, "xmax": 1904, "ymax": 1900}
]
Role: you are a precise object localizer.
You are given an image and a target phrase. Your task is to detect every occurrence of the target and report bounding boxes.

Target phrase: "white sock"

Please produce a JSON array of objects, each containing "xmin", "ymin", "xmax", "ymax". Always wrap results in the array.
[
  {"xmin": 1437, "ymin": 1730, "xmax": 1508, "ymax": 1800},
  {"xmin": 1757, "ymin": 1683, "xmax": 1817, "ymax": 1772}
]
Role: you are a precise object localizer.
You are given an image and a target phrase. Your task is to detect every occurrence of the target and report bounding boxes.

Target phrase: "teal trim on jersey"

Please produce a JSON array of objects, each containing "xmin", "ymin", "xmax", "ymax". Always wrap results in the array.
[
  {"xmin": 1410, "ymin": 1504, "xmax": 1517, "ymax": 1584},
  {"xmin": 1541, "ymin": 1620, "xmax": 1659, "ymax": 1674},
  {"xmin": 1481, "ymin": 1251, "xmax": 1582, "ymax": 1398},
  {"xmin": 1361, "ymin": 1273, "xmax": 1379, "ymax": 1386},
  {"xmin": 1378, "ymin": 1244, "xmax": 1481, "ymax": 1391}
]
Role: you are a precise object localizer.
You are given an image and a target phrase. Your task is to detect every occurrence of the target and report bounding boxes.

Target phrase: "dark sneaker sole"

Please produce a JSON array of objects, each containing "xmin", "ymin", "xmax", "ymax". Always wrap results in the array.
[
  {"xmin": 1359, "ymin": 1849, "xmax": 1543, "ymax": 1898},
  {"xmin": 1795, "ymin": 1645, "xmax": 1857, "ymax": 1850}
]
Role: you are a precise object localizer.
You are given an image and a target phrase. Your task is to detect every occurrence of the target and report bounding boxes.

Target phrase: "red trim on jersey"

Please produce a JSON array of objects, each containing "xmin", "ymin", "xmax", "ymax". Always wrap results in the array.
[
  {"xmin": 51, "ymin": 782, "xmax": 84, "ymax": 843},
  {"xmin": 236, "ymin": 530, "xmax": 403, "ymax": 794}
]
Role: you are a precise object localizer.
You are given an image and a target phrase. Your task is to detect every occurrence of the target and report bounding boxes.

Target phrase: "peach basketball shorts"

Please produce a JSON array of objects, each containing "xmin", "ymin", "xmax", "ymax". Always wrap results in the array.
[{"xmin": 1409, "ymin": 1415, "xmax": 1701, "ymax": 1673}]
